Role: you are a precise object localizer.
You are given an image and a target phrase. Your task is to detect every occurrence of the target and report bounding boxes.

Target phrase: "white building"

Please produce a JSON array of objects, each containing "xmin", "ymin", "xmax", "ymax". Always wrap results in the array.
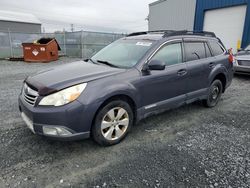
[{"xmin": 0, "ymin": 10, "xmax": 41, "ymax": 33}]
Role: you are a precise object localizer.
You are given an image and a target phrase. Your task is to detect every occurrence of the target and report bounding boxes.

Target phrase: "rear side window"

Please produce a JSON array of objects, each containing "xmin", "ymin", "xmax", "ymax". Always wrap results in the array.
[
  {"xmin": 209, "ymin": 41, "xmax": 224, "ymax": 56},
  {"xmin": 151, "ymin": 43, "xmax": 182, "ymax": 66},
  {"xmin": 184, "ymin": 42, "xmax": 206, "ymax": 61}
]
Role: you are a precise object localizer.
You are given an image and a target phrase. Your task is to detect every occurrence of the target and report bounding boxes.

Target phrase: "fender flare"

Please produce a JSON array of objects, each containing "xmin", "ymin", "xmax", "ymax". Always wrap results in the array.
[{"xmin": 208, "ymin": 65, "xmax": 228, "ymax": 85}]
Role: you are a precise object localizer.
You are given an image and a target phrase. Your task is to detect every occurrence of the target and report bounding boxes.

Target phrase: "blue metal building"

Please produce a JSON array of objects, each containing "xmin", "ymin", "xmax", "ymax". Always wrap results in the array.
[
  {"xmin": 148, "ymin": 0, "xmax": 250, "ymax": 49},
  {"xmin": 194, "ymin": 0, "xmax": 250, "ymax": 48}
]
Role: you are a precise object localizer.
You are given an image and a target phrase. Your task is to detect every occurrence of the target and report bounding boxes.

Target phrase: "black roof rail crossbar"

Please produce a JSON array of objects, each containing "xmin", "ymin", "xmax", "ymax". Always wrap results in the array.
[
  {"xmin": 126, "ymin": 30, "xmax": 175, "ymax": 37},
  {"xmin": 126, "ymin": 31, "xmax": 148, "ymax": 37},
  {"xmin": 163, "ymin": 30, "xmax": 216, "ymax": 38},
  {"xmin": 126, "ymin": 30, "xmax": 216, "ymax": 38}
]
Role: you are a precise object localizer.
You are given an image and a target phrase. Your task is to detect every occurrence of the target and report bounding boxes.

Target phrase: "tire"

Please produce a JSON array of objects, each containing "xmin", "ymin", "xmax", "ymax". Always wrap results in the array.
[
  {"xmin": 92, "ymin": 100, "xmax": 134, "ymax": 146},
  {"xmin": 203, "ymin": 79, "xmax": 223, "ymax": 108}
]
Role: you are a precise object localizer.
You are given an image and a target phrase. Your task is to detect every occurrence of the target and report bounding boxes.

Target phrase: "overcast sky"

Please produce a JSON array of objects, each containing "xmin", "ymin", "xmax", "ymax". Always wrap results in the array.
[{"xmin": 0, "ymin": 0, "xmax": 155, "ymax": 33}]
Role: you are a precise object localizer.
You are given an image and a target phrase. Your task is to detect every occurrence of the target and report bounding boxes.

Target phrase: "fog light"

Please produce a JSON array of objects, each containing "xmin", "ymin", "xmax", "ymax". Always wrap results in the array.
[{"xmin": 43, "ymin": 126, "xmax": 72, "ymax": 136}]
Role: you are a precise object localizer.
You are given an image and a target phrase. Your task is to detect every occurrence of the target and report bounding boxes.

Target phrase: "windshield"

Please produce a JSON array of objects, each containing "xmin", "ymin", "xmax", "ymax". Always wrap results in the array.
[
  {"xmin": 91, "ymin": 39, "xmax": 154, "ymax": 68},
  {"xmin": 245, "ymin": 45, "xmax": 250, "ymax": 50}
]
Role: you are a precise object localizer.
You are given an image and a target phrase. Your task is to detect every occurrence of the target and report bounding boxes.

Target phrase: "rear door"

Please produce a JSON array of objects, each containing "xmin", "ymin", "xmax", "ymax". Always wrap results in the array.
[{"xmin": 184, "ymin": 39, "xmax": 213, "ymax": 101}]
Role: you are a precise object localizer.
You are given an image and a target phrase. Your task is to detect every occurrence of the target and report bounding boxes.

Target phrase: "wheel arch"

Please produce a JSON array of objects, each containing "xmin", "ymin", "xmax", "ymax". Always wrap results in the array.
[
  {"xmin": 211, "ymin": 73, "xmax": 227, "ymax": 93},
  {"xmin": 209, "ymin": 65, "xmax": 228, "ymax": 93},
  {"xmin": 90, "ymin": 94, "xmax": 137, "ymax": 135}
]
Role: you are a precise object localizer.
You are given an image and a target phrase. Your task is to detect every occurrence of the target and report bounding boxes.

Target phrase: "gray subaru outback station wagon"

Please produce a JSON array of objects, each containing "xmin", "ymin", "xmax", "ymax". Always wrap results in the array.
[{"xmin": 19, "ymin": 30, "xmax": 234, "ymax": 146}]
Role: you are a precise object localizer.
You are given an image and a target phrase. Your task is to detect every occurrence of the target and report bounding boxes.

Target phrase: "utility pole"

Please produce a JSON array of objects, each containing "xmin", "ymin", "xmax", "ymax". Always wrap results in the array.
[
  {"xmin": 81, "ymin": 30, "xmax": 83, "ymax": 58},
  {"xmin": 70, "ymin": 24, "xmax": 74, "ymax": 32},
  {"xmin": 8, "ymin": 28, "xmax": 13, "ymax": 57},
  {"xmin": 63, "ymin": 28, "xmax": 66, "ymax": 56}
]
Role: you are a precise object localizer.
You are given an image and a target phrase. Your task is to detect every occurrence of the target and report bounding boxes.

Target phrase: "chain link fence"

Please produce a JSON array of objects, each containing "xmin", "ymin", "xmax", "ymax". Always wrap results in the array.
[{"xmin": 0, "ymin": 30, "xmax": 124, "ymax": 59}]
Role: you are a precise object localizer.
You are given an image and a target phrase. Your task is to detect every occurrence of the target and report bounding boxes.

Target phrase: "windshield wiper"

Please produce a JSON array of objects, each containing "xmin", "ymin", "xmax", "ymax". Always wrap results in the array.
[
  {"xmin": 84, "ymin": 58, "xmax": 97, "ymax": 64},
  {"xmin": 96, "ymin": 60, "xmax": 119, "ymax": 68}
]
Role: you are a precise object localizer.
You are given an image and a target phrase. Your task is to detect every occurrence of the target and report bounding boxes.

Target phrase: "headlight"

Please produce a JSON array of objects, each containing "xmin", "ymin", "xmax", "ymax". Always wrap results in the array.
[{"xmin": 39, "ymin": 83, "xmax": 87, "ymax": 106}]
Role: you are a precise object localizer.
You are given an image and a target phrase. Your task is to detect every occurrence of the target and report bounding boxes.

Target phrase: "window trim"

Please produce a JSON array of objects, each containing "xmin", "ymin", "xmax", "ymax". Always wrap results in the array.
[
  {"xmin": 145, "ymin": 39, "xmax": 184, "ymax": 68},
  {"xmin": 207, "ymin": 40, "xmax": 226, "ymax": 57},
  {"xmin": 204, "ymin": 42, "xmax": 212, "ymax": 58}
]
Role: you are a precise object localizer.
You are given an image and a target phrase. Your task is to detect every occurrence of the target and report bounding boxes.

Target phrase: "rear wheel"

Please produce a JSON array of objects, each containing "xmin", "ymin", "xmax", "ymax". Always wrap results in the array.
[
  {"xmin": 203, "ymin": 79, "xmax": 223, "ymax": 107},
  {"xmin": 92, "ymin": 100, "xmax": 133, "ymax": 146}
]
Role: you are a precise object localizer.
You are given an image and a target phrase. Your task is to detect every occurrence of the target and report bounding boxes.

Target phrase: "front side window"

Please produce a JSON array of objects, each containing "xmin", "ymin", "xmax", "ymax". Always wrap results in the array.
[
  {"xmin": 92, "ymin": 39, "xmax": 153, "ymax": 68},
  {"xmin": 209, "ymin": 41, "xmax": 225, "ymax": 56},
  {"xmin": 184, "ymin": 42, "xmax": 206, "ymax": 61},
  {"xmin": 151, "ymin": 43, "xmax": 182, "ymax": 66}
]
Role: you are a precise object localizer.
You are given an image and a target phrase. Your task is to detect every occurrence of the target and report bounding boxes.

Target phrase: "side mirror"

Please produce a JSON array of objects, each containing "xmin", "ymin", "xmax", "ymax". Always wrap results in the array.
[{"xmin": 146, "ymin": 59, "xmax": 165, "ymax": 71}]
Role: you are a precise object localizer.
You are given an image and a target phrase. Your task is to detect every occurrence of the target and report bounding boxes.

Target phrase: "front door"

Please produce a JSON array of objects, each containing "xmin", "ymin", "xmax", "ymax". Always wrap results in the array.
[{"xmin": 139, "ymin": 41, "xmax": 188, "ymax": 114}]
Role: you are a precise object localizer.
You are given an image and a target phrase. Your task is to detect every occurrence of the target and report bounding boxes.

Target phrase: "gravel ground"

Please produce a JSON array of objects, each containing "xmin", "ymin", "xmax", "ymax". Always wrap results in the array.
[{"xmin": 0, "ymin": 58, "xmax": 249, "ymax": 188}]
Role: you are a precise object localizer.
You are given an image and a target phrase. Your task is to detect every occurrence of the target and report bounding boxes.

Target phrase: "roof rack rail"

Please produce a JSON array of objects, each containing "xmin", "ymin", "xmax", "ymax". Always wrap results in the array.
[
  {"xmin": 126, "ymin": 30, "xmax": 216, "ymax": 38},
  {"xmin": 126, "ymin": 31, "xmax": 148, "ymax": 37},
  {"xmin": 126, "ymin": 30, "xmax": 175, "ymax": 37},
  {"xmin": 163, "ymin": 30, "xmax": 216, "ymax": 38}
]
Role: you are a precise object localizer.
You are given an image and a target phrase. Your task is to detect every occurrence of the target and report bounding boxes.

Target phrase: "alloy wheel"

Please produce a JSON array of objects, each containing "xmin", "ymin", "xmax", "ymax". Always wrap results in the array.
[{"xmin": 101, "ymin": 107, "xmax": 129, "ymax": 141}]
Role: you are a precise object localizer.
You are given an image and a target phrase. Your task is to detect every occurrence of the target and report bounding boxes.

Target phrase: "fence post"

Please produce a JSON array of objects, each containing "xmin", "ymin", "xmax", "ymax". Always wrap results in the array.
[
  {"xmin": 81, "ymin": 30, "xmax": 83, "ymax": 59},
  {"xmin": 63, "ymin": 31, "xmax": 66, "ymax": 56},
  {"xmin": 112, "ymin": 32, "xmax": 115, "ymax": 42},
  {"xmin": 8, "ymin": 28, "xmax": 13, "ymax": 58}
]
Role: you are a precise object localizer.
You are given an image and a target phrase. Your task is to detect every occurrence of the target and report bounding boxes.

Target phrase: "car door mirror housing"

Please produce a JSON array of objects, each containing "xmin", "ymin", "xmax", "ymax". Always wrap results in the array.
[{"xmin": 147, "ymin": 60, "xmax": 165, "ymax": 71}]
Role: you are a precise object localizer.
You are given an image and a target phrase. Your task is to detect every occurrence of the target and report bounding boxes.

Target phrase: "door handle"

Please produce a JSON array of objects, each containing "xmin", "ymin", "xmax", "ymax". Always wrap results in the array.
[
  {"xmin": 177, "ymin": 69, "xmax": 187, "ymax": 76},
  {"xmin": 209, "ymin": 62, "xmax": 215, "ymax": 68}
]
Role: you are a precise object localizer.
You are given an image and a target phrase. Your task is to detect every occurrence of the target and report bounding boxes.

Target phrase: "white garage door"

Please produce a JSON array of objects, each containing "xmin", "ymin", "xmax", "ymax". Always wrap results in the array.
[{"xmin": 203, "ymin": 5, "xmax": 247, "ymax": 51}]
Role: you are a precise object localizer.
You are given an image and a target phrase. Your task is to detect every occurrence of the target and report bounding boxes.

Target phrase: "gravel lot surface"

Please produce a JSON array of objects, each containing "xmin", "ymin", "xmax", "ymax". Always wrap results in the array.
[{"xmin": 0, "ymin": 58, "xmax": 249, "ymax": 188}]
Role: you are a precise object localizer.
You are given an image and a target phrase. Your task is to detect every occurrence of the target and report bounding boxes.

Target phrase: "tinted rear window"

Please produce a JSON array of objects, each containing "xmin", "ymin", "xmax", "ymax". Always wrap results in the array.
[
  {"xmin": 209, "ymin": 41, "xmax": 224, "ymax": 56},
  {"xmin": 184, "ymin": 42, "xmax": 206, "ymax": 61}
]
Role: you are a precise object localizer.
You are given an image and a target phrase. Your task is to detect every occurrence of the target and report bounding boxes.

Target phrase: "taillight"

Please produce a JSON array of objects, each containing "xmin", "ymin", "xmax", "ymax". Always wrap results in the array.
[
  {"xmin": 228, "ymin": 54, "xmax": 234, "ymax": 63},
  {"xmin": 228, "ymin": 48, "xmax": 234, "ymax": 64}
]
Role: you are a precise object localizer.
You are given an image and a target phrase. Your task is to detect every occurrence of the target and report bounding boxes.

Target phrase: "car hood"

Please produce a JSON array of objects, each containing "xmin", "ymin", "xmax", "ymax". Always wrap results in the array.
[{"xmin": 26, "ymin": 61, "xmax": 126, "ymax": 95}]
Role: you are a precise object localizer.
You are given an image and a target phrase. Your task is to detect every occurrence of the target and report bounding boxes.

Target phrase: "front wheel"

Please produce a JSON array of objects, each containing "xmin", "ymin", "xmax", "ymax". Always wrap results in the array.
[
  {"xmin": 92, "ymin": 100, "xmax": 134, "ymax": 146},
  {"xmin": 203, "ymin": 79, "xmax": 223, "ymax": 107}
]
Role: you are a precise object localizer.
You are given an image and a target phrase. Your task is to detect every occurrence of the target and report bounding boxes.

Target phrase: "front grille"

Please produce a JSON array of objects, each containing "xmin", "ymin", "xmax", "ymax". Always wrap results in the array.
[
  {"xmin": 238, "ymin": 60, "xmax": 250, "ymax": 67},
  {"xmin": 22, "ymin": 83, "xmax": 38, "ymax": 106}
]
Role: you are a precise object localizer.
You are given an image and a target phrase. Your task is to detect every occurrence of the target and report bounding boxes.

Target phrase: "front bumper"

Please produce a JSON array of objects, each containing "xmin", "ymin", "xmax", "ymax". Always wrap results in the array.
[
  {"xmin": 234, "ymin": 59, "xmax": 250, "ymax": 75},
  {"xmin": 19, "ymin": 95, "xmax": 92, "ymax": 141}
]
